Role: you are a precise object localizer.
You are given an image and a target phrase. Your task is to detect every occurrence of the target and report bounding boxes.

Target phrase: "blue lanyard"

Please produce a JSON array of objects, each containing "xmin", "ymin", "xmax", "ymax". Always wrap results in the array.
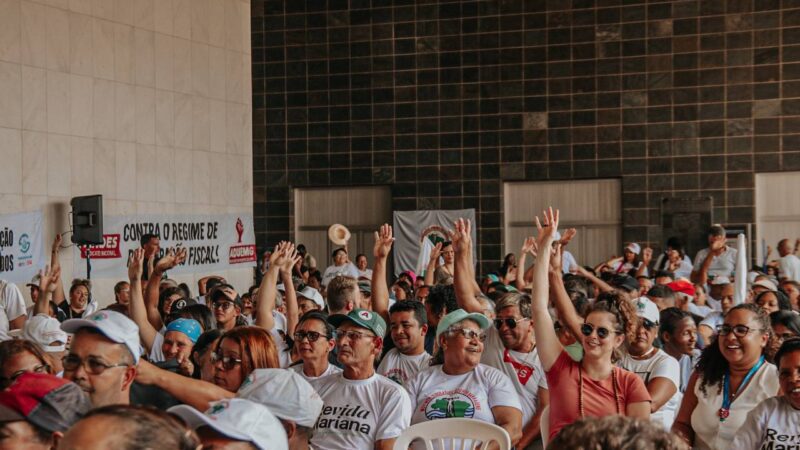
[{"xmin": 722, "ymin": 355, "xmax": 765, "ymax": 411}]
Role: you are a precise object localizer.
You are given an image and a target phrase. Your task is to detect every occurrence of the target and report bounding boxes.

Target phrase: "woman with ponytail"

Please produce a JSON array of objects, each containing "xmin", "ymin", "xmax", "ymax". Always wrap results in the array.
[
  {"xmin": 672, "ymin": 303, "xmax": 777, "ymax": 449},
  {"xmin": 530, "ymin": 207, "xmax": 651, "ymax": 443}
]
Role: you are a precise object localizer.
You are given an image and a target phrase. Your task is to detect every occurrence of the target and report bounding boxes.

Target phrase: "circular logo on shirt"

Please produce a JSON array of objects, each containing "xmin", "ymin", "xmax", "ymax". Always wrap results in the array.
[{"xmin": 424, "ymin": 393, "xmax": 476, "ymax": 420}]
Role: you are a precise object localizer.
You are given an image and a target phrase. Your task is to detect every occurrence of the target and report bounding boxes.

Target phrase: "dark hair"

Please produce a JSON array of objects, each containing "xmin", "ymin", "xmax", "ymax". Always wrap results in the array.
[
  {"xmin": 755, "ymin": 290, "xmax": 792, "ymax": 312},
  {"xmin": 69, "ymin": 279, "xmax": 91, "ymax": 297},
  {"xmin": 355, "ymin": 253, "xmax": 367, "ymax": 261},
  {"xmin": 81, "ymin": 404, "xmax": 199, "ymax": 450},
  {"xmin": 770, "ymin": 310, "xmax": 800, "ymax": 336},
  {"xmin": 654, "ymin": 270, "xmax": 675, "ymax": 280},
  {"xmin": 426, "ymin": 285, "xmax": 458, "ymax": 318},
  {"xmin": 696, "ymin": 303, "xmax": 771, "ymax": 395},
  {"xmin": 191, "ymin": 329, "xmax": 222, "ymax": 379},
  {"xmin": 775, "ymin": 337, "xmax": 800, "ymax": 368},
  {"xmin": 169, "ymin": 304, "xmax": 215, "ymax": 332},
  {"xmin": 586, "ymin": 292, "xmax": 638, "ymax": 357},
  {"xmin": 389, "ymin": 300, "xmax": 428, "ymax": 326},
  {"xmin": 0, "ymin": 421, "xmax": 52, "ymax": 444},
  {"xmin": 563, "ymin": 275, "xmax": 591, "ymax": 298},
  {"xmin": 297, "ymin": 311, "xmax": 335, "ymax": 339},
  {"xmin": 205, "ymin": 277, "xmax": 224, "ymax": 292},
  {"xmin": 548, "ymin": 415, "xmax": 688, "ymax": 450},
  {"xmin": 139, "ymin": 233, "xmax": 159, "ymax": 247},
  {"xmin": 309, "ymin": 270, "xmax": 322, "ymax": 283},
  {"xmin": 178, "ymin": 283, "xmax": 192, "ymax": 299},
  {"xmin": 114, "ymin": 281, "xmax": 129, "ymax": 296},
  {"xmin": 331, "ymin": 248, "xmax": 346, "ymax": 259},
  {"xmin": 659, "ymin": 307, "xmax": 693, "ymax": 337},
  {"xmin": 0, "ymin": 340, "xmax": 52, "ymax": 387},
  {"xmin": 392, "ymin": 279, "xmax": 414, "ymax": 300},
  {"xmin": 666, "ymin": 236, "xmax": 684, "ymax": 252},
  {"xmin": 158, "ymin": 287, "xmax": 185, "ymax": 317},
  {"xmin": 647, "ymin": 285, "xmax": 676, "ymax": 301}
]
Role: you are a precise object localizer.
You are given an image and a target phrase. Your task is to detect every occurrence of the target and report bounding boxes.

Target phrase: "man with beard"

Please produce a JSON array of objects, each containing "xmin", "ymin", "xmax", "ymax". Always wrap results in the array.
[
  {"xmin": 60, "ymin": 310, "xmax": 141, "ymax": 407},
  {"xmin": 377, "ymin": 301, "xmax": 431, "ymax": 386}
]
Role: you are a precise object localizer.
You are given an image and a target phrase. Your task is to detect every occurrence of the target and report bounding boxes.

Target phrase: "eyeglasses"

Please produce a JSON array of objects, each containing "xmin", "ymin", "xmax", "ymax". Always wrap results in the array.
[
  {"xmin": 494, "ymin": 317, "xmax": 528, "ymax": 330},
  {"xmin": 62, "ymin": 355, "xmax": 129, "ymax": 375},
  {"xmin": 293, "ymin": 331, "xmax": 328, "ymax": 342},
  {"xmin": 212, "ymin": 301, "xmax": 234, "ymax": 311},
  {"xmin": 447, "ymin": 328, "xmax": 487, "ymax": 342},
  {"xmin": 0, "ymin": 364, "xmax": 50, "ymax": 388},
  {"xmin": 641, "ymin": 319, "xmax": 658, "ymax": 330},
  {"xmin": 581, "ymin": 323, "xmax": 619, "ymax": 339},
  {"xmin": 717, "ymin": 324, "xmax": 765, "ymax": 338},
  {"xmin": 211, "ymin": 352, "xmax": 242, "ymax": 371},
  {"xmin": 335, "ymin": 330, "xmax": 376, "ymax": 342},
  {"xmin": 775, "ymin": 332, "xmax": 798, "ymax": 341}
]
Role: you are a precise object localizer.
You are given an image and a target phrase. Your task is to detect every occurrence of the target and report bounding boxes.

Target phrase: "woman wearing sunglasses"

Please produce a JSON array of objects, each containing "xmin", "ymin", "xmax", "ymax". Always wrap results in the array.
[
  {"xmin": 529, "ymin": 207, "xmax": 651, "ymax": 442},
  {"xmin": 290, "ymin": 311, "xmax": 342, "ymax": 383},
  {"xmin": 672, "ymin": 303, "xmax": 778, "ymax": 449},
  {"xmin": 405, "ymin": 309, "xmax": 523, "ymax": 446}
]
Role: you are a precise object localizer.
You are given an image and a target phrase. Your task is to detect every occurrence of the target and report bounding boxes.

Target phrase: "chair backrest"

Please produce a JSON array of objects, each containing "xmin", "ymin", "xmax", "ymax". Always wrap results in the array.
[
  {"xmin": 540, "ymin": 405, "xmax": 550, "ymax": 449},
  {"xmin": 393, "ymin": 418, "xmax": 511, "ymax": 450}
]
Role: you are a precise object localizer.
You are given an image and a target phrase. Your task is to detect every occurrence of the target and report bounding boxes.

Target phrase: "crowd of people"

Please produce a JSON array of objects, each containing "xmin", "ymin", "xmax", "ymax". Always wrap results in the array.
[{"xmin": 0, "ymin": 214, "xmax": 799, "ymax": 450}]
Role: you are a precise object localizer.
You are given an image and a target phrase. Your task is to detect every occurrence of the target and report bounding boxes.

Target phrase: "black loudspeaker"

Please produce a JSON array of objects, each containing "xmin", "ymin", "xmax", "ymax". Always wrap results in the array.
[{"xmin": 71, "ymin": 195, "xmax": 104, "ymax": 245}]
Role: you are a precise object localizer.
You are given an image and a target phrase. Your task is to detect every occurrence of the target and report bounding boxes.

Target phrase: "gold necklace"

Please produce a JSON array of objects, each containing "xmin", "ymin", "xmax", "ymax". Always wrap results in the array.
[{"xmin": 578, "ymin": 364, "xmax": 621, "ymax": 418}]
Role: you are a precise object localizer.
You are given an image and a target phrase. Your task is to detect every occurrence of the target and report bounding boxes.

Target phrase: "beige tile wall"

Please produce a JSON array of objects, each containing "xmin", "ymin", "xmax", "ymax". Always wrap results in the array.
[{"xmin": 0, "ymin": 0, "xmax": 254, "ymax": 304}]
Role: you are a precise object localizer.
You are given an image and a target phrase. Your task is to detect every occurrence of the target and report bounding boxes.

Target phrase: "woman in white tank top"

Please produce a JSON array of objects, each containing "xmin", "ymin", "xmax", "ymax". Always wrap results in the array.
[{"xmin": 672, "ymin": 304, "xmax": 779, "ymax": 449}]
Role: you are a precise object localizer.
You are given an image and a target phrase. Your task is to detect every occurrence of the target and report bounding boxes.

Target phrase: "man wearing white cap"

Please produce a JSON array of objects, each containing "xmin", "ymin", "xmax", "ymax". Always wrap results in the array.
[
  {"xmin": 170, "ymin": 398, "xmax": 288, "ymax": 450},
  {"xmin": 61, "ymin": 310, "xmax": 141, "ymax": 407},
  {"xmin": 237, "ymin": 369, "xmax": 324, "ymax": 450},
  {"xmin": 22, "ymin": 314, "xmax": 68, "ymax": 374}
]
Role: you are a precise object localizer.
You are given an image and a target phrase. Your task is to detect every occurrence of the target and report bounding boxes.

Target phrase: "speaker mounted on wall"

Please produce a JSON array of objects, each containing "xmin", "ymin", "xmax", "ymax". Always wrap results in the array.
[{"xmin": 71, "ymin": 195, "xmax": 104, "ymax": 245}]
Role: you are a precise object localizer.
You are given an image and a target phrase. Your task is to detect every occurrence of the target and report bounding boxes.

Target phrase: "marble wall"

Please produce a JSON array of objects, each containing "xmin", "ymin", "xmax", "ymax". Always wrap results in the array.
[{"xmin": 0, "ymin": 0, "xmax": 253, "ymax": 305}]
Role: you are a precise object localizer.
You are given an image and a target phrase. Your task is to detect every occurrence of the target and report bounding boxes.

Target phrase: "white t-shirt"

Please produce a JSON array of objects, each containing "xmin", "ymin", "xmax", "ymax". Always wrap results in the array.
[
  {"xmin": 699, "ymin": 311, "xmax": 724, "ymax": 334},
  {"xmin": 377, "ymin": 348, "xmax": 432, "ymax": 387},
  {"xmin": 290, "ymin": 362, "xmax": 342, "ymax": 387},
  {"xmin": 731, "ymin": 396, "xmax": 800, "ymax": 450},
  {"xmin": 312, "ymin": 372, "xmax": 412, "ymax": 450},
  {"xmin": 321, "ymin": 263, "xmax": 359, "ymax": 287},
  {"xmin": 149, "ymin": 332, "xmax": 166, "ymax": 362},
  {"xmin": 406, "ymin": 364, "xmax": 522, "ymax": 448},
  {"xmin": 779, "ymin": 254, "xmax": 800, "ymax": 282},
  {"xmin": 356, "ymin": 268, "xmax": 373, "ymax": 280},
  {"xmin": 480, "ymin": 327, "xmax": 547, "ymax": 425},
  {"xmin": 654, "ymin": 253, "xmax": 694, "ymax": 278},
  {"xmin": 688, "ymin": 302, "xmax": 713, "ymax": 319},
  {"xmin": 0, "ymin": 281, "xmax": 26, "ymax": 335},
  {"xmin": 270, "ymin": 311, "xmax": 292, "ymax": 368},
  {"xmin": 561, "ymin": 251, "xmax": 578, "ymax": 274},
  {"xmin": 693, "ymin": 247, "xmax": 738, "ymax": 280},
  {"xmin": 618, "ymin": 349, "xmax": 681, "ymax": 429},
  {"xmin": 678, "ymin": 350, "xmax": 701, "ymax": 393}
]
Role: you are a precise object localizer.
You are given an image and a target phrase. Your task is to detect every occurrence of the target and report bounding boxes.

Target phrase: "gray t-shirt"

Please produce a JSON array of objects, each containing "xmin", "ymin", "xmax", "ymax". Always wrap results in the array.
[{"xmin": 731, "ymin": 396, "xmax": 800, "ymax": 450}]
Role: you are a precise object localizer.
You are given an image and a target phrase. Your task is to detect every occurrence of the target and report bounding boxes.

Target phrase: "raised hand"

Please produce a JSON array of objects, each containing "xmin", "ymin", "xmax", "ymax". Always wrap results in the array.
[
  {"xmin": 39, "ymin": 265, "xmax": 61, "ymax": 294},
  {"xmin": 450, "ymin": 218, "xmax": 472, "ymax": 254},
  {"xmin": 550, "ymin": 242, "xmax": 564, "ymax": 274},
  {"xmin": 559, "ymin": 228, "xmax": 577, "ymax": 246},
  {"xmin": 521, "ymin": 236, "xmax": 538, "ymax": 257},
  {"xmin": 534, "ymin": 207, "xmax": 560, "ymax": 247},
  {"xmin": 52, "ymin": 234, "xmax": 62, "ymax": 254},
  {"xmin": 428, "ymin": 242, "xmax": 443, "ymax": 262},
  {"xmin": 269, "ymin": 241, "xmax": 288, "ymax": 267},
  {"xmin": 128, "ymin": 248, "xmax": 145, "ymax": 280},
  {"xmin": 155, "ymin": 247, "xmax": 187, "ymax": 273},
  {"xmin": 277, "ymin": 242, "xmax": 298, "ymax": 273},
  {"xmin": 642, "ymin": 247, "xmax": 653, "ymax": 264},
  {"xmin": 373, "ymin": 223, "xmax": 394, "ymax": 259}
]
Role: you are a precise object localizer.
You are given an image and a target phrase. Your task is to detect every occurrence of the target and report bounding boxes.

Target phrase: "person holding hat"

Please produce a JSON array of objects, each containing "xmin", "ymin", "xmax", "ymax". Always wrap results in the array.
[
  {"xmin": 691, "ymin": 225, "xmax": 738, "ymax": 285},
  {"xmin": 170, "ymin": 398, "xmax": 288, "ymax": 450},
  {"xmin": 406, "ymin": 309, "xmax": 523, "ymax": 446},
  {"xmin": 617, "ymin": 297, "xmax": 681, "ymax": 429},
  {"xmin": 0, "ymin": 372, "xmax": 91, "ymax": 449},
  {"xmin": 238, "ymin": 369, "xmax": 324, "ymax": 450},
  {"xmin": 312, "ymin": 308, "xmax": 411, "ymax": 450},
  {"xmin": 60, "ymin": 310, "xmax": 141, "ymax": 407}
]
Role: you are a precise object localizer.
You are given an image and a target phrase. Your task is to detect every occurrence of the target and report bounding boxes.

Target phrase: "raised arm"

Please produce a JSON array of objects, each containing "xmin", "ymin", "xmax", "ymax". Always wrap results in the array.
[
  {"xmin": 134, "ymin": 359, "xmax": 233, "ymax": 410},
  {"xmin": 452, "ymin": 219, "xmax": 484, "ymax": 314},
  {"xmin": 49, "ymin": 234, "xmax": 66, "ymax": 304},
  {"xmin": 144, "ymin": 248, "xmax": 188, "ymax": 330},
  {"xmin": 530, "ymin": 208, "xmax": 562, "ymax": 371},
  {"xmin": 279, "ymin": 245, "xmax": 301, "ymax": 336},
  {"xmin": 636, "ymin": 247, "xmax": 652, "ymax": 278},
  {"xmin": 549, "ymin": 243, "xmax": 584, "ymax": 343},
  {"xmin": 371, "ymin": 224, "xmax": 393, "ymax": 323},
  {"xmin": 423, "ymin": 242, "xmax": 442, "ymax": 287},
  {"xmin": 516, "ymin": 236, "xmax": 536, "ymax": 291},
  {"xmin": 691, "ymin": 239, "xmax": 723, "ymax": 284},
  {"xmin": 254, "ymin": 242, "xmax": 287, "ymax": 331},
  {"xmin": 573, "ymin": 265, "xmax": 615, "ymax": 294},
  {"xmin": 35, "ymin": 265, "xmax": 60, "ymax": 316},
  {"xmin": 128, "ymin": 249, "xmax": 159, "ymax": 353}
]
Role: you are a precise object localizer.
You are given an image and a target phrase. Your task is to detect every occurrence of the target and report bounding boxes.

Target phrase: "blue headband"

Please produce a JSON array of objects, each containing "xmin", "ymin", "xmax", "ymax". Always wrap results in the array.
[{"xmin": 166, "ymin": 318, "xmax": 202, "ymax": 343}]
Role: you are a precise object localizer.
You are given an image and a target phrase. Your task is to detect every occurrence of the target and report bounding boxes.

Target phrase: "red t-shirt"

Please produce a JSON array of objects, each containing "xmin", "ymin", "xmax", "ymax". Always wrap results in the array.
[{"xmin": 544, "ymin": 351, "xmax": 651, "ymax": 440}]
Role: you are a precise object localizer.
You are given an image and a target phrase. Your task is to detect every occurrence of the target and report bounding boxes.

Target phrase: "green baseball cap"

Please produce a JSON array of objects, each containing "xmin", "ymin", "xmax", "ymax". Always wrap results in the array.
[
  {"xmin": 435, "ymin": 309, "xmax": 491, "ymax": 339},
  {"xmin": 329, "ymin": 309, "xmax": 386, "ymax": 337}
]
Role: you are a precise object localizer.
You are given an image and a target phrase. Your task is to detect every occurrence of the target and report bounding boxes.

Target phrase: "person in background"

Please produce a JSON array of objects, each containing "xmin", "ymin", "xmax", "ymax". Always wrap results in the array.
[
  {"xmin": 672, "ymin": 304, "xmax": 777, "ymax": 449},
  {"xmin": 321, "ymin": 248, "xmax": 359, "ymax": 287},
  {"xmin": 377, "ymin": 300, "xmax": 431, "ymax": 386},
  {"xmin": 777, "ymin": 238, "xmax": 800, "ymax": 282},
  {"xmin": 754, "ymin": 289, "xmax": 792, "ymax": 315},
  {"xmin": 548, "ymin": 415, "xmax": 688, "ymax": 450},
  {"xmin": 114, "ymin": 281, "xmax": 130, "ymax": 306},
  {"xmin": 355, "ymin": 253, "xmax": 372, "ymax": 280},
  {"xmin": 0, "ymin": 340, "xmax": 54, "ymax": 389},
  {"xmin": 0, "ymin": 373, "xmax": 92, "ymax": 450},
  {"xmin": 691, "ymin": 225, "xmax": 737, "ymax": 285},
  {"xmin": 190, "ymin": 329, "xmax": 222, "ymax": 382},
  {"xmin": 766, "ymin": 311, "xmax": 800, "ymax": 362},
  {"xmin": 597, "ymin": 243, "xmax": 644, "ymax": 276},
  {"xmin": 21, "ymin": 314, "xmax": 68, "ymax": 374},
  {"xmin": 697, "ymin": 282, "xmax": 735, "ymax": 345},
  {"xmin": 654, "ymin": 237, "xmax": 694, "ymax": 280},
  {"xmin": 779, "ymin": 280, "xmax": 800, "ymax": 311},
  {"xmin": 659, "ymin": 308, "xmax": 700, "ymax": 393}
]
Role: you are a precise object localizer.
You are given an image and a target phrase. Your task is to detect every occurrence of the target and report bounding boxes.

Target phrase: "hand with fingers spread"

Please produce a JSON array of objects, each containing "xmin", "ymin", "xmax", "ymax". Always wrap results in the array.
[
  {"xmin": 550, "ymin": 242, "xmax": 564, "ymax": 274},
  {"xmin": 128, "ymin": 248, "xmax": 145, "ymax": 281},
  {"xmin": 534, "ymin": 207, "xmax": 560, "ymax": 248},
  {"xmin": 428, "ymin": 242, "xmax": 443, "ymax": 263},
  {"xmin": 38, "ymin": 265, "xmax": 61, "ymax": 294},
  {"xmin": 559, "ymin": 228, "xmax": 577, "ymax": 247},
  {"xmin": 155, "ymin": 247, "xmax": 187, "ymax": 273},
  {"xmin": 272, "ymin": 241, "xmax": 297, "ymax": 269},
  {"xmin": 450, "ymin": 218, "xmax": 472, "ymax": 254},
  {"xmin": 521, "ymin": 236, "xmax": 538, "ymax": 258},
  {"xmin": 373, "ymin": 224, "xmax": 394, "ymax": 259}
]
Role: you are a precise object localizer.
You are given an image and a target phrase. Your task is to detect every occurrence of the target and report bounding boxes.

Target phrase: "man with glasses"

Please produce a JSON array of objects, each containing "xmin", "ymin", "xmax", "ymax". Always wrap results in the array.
[
  {"xmin": 377, "ymin": 300, "xmax": 431, "ymax": 386},
  {"xmin": 60, "ymin": 310, "xmax": 141, "ymax": 407},
  {"xmin": 311, "ymin": 309, "xmax": 411, "ymax": 450},
  {"xmin": 210, "ymin": 284, "xmax": 245, "ymax": 332}
]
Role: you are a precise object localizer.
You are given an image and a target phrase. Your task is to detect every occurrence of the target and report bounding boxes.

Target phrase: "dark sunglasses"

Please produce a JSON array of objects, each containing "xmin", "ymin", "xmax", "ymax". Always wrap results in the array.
[
  {"xmin": 641, "ymin": 319, "xmax": 658, "ymax": 330},
  {"xmin": 293, "ymin": 331, "xmax": 329, "ymax": 342},
  {"xmin": 580, "ymin": 323, "xmax": 619, "ymax": 339},
  {"xmin": 493, "ymin": 317, "xmax": 528, "ymax": 330}
]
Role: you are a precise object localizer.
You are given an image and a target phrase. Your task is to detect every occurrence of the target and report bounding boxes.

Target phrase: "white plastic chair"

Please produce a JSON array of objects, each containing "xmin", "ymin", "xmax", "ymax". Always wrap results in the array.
[
  {"xmin": 540, "ymin": 405, "xmax": 550, "ymax": 449},
  {"xmin": 393, "ymin": 418, "xmax": 511, "ymax": 450}
]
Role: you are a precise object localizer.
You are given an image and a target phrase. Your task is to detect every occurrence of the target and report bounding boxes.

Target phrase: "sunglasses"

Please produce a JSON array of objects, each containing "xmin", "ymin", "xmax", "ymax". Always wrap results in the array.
[
  {"xmin": 447, "ymin": 328, "xmax": 487, "ymax": 342},
  {"xmin": 212, "ymin": 301, "xmax": 234, "ymax": 311},
  {"xmin": 335, "ymin": 330, "xmax": 377, "ymax": 341},
  {"xmin": 641, "ymin": 318, "xmax": 658, "ymax": 330},
  {"xmin": 580, "ymin": 323, "xmax": 619, "ymax": 339},
  {"xmin": 211, "ymin": 352, "xmax": 242, "ymax": 371},
  {"xmin": 293, "ymin": 331, "xmax": 328, "ymax": 342},
  {"xmin": 493, "ymin": 317, "xmax": 528, "ymax": 330},
  {"xmin": 716, "ymin": 324, "xmax": 764, "ymax": 338}
]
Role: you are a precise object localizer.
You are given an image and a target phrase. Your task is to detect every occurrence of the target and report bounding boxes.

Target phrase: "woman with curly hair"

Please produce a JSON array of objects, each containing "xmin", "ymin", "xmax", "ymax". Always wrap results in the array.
[
  {"xmin": 525, "ymin": 208, "xmax": 650, "ymax": 442},
  {"xmin": 672, "ymin": 303, "xmax": 777, "ymax": 449}
]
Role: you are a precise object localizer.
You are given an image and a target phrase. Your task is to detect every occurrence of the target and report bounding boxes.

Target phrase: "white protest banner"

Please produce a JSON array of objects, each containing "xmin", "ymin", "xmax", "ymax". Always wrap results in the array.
[
  {"xmin": 73, "ymin": 213, "xmax": 257, "ymax": 279},
  {"xmin": 0, "ymin": 211, "xmax": 45, "ymax": 284},
  {"xmin": 392, "ymin": 209, "xmax": 477, "ymax": 277}
]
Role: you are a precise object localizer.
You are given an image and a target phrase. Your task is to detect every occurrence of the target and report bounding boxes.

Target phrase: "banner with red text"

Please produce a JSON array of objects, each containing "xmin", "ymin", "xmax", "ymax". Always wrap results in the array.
[{"xmin": 72, "ymin": 213, "xmax": 256, "ymax": 279}]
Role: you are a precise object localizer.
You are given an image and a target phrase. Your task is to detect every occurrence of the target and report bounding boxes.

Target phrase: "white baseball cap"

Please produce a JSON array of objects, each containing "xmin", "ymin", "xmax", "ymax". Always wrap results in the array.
[
  {"xmin": 633, "ymin": 297, "xmax": 660, "ymax": 324},
  {"xmin": 23, "ymin": 314, "xmax": 68, "ymax": 352},
  {"xmin": 61, "ymin": 310, "xmax": 142, "ymax": 363},
  {"xmin": 236, "ymin": 369, "xmax": 324, "ymax": 428},
  {"xmin": 625, "ymin": 243, "xmax": 641, "ymax": 255},
  {"xmin": 297, "ymin": 286, "xmax": 324, "ymax": 309},
  {"xmin": 752, "ymin": 279, "xmax": 778, "ymax": 292},
  {"xmin": 169, "ymin": 398, "xmax": 288, "ymax": 450}
]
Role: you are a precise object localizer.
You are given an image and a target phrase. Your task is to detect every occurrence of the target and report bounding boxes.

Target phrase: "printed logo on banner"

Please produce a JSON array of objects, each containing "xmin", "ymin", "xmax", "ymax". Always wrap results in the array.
[
  {"xmin": 16, "ymin": 233, "xmax": 33, "ymax": 268},
  {"xmin": 228, "ymin": 217, "xmax": 255, "ymax": 264},
  {"xmin": 79, "ymin": 234, "xmax": 122, "ymax": 259}
]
